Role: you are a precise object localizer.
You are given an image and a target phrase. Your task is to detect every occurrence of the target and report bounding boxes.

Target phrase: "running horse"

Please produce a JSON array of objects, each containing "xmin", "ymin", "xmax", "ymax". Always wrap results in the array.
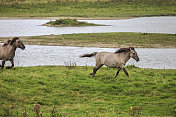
[{"xmin": 80, "ymin": 47, "xmax": 139, "ymax": 77}]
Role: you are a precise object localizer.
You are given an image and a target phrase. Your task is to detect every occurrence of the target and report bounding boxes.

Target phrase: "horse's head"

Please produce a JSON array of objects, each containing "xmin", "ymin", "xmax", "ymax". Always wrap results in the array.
[
  {"xmin": 9, "ymin": 37, "xmax": 25, "ymax": 50},
  {"xmin": 129, "ymin": 47, "xmax": 139, "ymax": 62}
]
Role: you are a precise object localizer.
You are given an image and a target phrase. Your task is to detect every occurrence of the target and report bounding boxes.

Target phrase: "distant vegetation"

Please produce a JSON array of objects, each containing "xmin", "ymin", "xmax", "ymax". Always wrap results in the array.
[
  {"xmin": 0, "ymin": 66, "xmax": 176, "ymax": 116},
  {"xmin": 44, "ymin": 19, "xmax": 102, "ymax": 27},
  {"xmin": 0, "ymin": 0, "xmax": 176, "ymax": 17},
  {"xmin": 1, "ymin": 0, "xmax": 176, "ymax": 4}
]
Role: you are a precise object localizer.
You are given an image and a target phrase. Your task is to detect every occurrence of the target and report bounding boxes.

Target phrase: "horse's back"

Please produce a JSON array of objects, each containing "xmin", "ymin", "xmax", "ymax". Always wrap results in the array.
[
  {"xmin": 96, "ymin": 52, "xmax": 113, "ymax": 60},
  {"xmin": 96, "ymin": 52, "xmax": 120, "ymax": 68}
]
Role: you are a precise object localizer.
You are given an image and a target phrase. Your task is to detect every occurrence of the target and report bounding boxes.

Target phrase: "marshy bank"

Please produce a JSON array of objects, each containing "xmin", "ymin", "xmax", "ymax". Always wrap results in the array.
[{"xmin": 0, "ymin": 32, "xmax": 176, "ymax": 48}]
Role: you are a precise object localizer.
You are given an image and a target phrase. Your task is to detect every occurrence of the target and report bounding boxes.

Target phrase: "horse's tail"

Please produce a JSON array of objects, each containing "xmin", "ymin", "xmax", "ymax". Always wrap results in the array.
[{"xmin": 80, "ymin": 52, "xmax": 97, "ymax": 57}]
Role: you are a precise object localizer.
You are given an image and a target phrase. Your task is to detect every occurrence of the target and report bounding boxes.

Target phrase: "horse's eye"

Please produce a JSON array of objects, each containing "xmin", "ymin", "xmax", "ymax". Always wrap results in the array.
[{"xmin": 18, "ymin": 41, "xmax": 20, "ymax": 43}]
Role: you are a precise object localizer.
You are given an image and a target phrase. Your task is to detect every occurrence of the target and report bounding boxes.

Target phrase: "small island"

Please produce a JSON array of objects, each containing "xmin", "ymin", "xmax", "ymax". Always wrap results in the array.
[{"xmin": 43, "ymin": 19, "xmax": 103, "ymax": 27}]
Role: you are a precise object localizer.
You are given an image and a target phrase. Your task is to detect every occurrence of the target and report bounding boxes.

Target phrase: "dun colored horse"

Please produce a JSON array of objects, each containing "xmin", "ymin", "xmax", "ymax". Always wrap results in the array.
[
  {"xmin": 80, "ymin": 47, "xmax": 139, "ymax": 77},
  {"xmin": 0, "ymin": 37, "xmax": 25, "ymax": 69}
]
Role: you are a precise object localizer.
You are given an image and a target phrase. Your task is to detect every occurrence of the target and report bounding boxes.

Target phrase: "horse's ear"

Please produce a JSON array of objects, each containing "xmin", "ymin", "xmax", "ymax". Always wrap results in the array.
[
  {"xmin": 7, "ymin": 40, "xmax": 11, "ymax": 44},
  {"xmin": 115, "ymin": 48, "xmax": 130, "ymax": 53},
  {"xmin": 129, "ymin": 47, "xmax": 134, "ymax": 50},
  {"xmin": 9, "ymin": 37, "xmax": 19, "ymax": 45}
]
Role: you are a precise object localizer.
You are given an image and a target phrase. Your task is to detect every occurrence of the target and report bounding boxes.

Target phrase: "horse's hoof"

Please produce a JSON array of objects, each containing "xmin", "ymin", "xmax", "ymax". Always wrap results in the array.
[
  {"xmin": 89, "ymin": 73, "xmax": 93, "ymax": 75},
  {"xmin": 89, "ymin": 73, "xmax": 95, "ymax": 77}
]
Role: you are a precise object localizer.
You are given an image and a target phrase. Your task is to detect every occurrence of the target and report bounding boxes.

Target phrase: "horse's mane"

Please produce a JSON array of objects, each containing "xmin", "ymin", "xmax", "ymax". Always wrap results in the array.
[
  {"xmin": 2, "ymin": 40, "xmax": 11, "ymax": 47},
  {"xmin": 9, "ymin": 37, "xmax": 19, "ymax": 45},
  {"xmin": 2, "ymin": 37, "xmax": 19, "ymax": 47},
  {"xmin": 114, "ymin": 47, "xmax": 134, "ymax": 53}
]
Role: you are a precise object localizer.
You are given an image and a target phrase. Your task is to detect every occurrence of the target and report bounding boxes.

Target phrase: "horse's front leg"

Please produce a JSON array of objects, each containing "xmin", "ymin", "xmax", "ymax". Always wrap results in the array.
[
  {"xmin": 114, "ymin": 67, "xmax": 121, "ymax": 78},
  {"xmin": 122, "ymin": 67, "xmax": 129, "ymax": 77},
  {"xmin": 6, "ymin": 59, "xmax": 14, "ymax": 69}
]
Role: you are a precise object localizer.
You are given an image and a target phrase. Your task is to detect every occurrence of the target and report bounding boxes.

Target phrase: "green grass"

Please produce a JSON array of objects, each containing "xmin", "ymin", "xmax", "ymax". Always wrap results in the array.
[
  {"xmin": 0, "ymin": 66, "xmax": 176, "ymax": 116},
  {"xmin": 44, "ymin": 19, "xmax": 102, "ymax": 27},
  {"xmin": 0, "ymin": 0, "xmax": 176, "ymax": 17},
  {"xmin": 1, "ymin": 32, "xmax": 175, "ymax": 48}
]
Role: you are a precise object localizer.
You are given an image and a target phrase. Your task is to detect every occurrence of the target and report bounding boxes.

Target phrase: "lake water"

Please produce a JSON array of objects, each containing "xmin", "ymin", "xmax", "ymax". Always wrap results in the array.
[
  {"xmin": 3, "ymin": 45, "xmax": 175, "ymax": 69},
  {"xmin": 0, "ymin": 16, "xmax": 176, "ymax": 37},
  {"xmin": 0, "ymin": 17, "xmax": 175, "ymax": 69}
]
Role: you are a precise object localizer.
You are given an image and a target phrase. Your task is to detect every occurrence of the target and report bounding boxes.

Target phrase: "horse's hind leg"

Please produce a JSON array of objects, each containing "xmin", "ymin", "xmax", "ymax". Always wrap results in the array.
[
  {"xmin": 90, "ymin": 64, "xmax": 103, "ymax": 77},
  {"xmin": 6, "ymin": 59, "xmax": 14, "ymax": 69}
]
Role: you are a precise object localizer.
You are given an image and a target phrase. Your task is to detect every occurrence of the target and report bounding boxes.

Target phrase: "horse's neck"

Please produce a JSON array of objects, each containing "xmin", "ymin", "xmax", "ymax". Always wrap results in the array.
[
  {"xmin": 7, "ymin": 45, "xmax": 17, "ymax": 54},
  {"xmin": 120, "ymin": 51, "xmax": 131, "ymax": 64}
]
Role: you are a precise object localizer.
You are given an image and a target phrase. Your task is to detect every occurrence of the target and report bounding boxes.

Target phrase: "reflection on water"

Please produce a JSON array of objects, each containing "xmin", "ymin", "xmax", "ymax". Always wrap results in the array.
[
  {"xmin": 0, "ymin": 17, "xmax": 176, "ymax": 37},
  {"xmin": 3, "ymin": 45, "xmax": 176, "ymax": 69}
]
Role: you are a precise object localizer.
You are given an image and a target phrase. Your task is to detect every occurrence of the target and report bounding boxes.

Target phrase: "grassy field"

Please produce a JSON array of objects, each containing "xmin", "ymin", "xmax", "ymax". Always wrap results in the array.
[
  {"xmin": 0, "ymin": 0, "xmax": 176, "ymax": 18},
  {"xmin": 1, "ymin": 32, "xmax": 175, "ymax": 48},
  {"xmin": 0, "ymin": 65, "xmax": 176, "ymax": 116}
]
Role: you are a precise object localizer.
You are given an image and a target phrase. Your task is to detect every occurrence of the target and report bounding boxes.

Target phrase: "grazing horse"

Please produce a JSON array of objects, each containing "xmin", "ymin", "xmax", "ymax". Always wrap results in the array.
[
  {"xmin": 0, "ymin": 37, "xmax": 25, "ymax": 69},
  {"xmin": 80, "ymin": 47, "xmax": 139, "ymax": 77}
]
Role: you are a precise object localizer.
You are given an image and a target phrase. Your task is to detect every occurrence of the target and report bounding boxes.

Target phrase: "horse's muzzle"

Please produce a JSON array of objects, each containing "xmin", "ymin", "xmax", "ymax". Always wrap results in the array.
[
  {"xmin": 21, "ymin": 44, "xmax": 25, "ymax": 50},
  {"xmin": 136, "ymin": 58, "xmax": 140, "ymax": 62},
  {"xmin": 20, "ymin": 46, "xmax": 25, "ymax": 50}
]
